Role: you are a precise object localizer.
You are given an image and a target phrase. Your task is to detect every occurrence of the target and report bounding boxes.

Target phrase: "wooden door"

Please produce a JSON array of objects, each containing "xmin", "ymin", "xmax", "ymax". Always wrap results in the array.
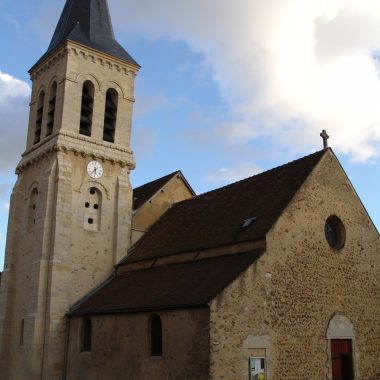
[{"xmin": 331, "ymin": 339, "xmax": 354, "ymax": 380}]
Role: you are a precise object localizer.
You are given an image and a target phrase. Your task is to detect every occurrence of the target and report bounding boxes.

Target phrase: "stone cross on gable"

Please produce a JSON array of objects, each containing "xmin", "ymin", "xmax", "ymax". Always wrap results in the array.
[{"xmin": 320, "ymin": 130, "xmax": 329, "ymax": 149}]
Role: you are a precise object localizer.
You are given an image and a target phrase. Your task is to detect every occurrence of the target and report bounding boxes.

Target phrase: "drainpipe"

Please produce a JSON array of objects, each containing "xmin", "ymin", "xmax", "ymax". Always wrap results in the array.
[{"xmin": 62, "ymin": 315, "xmax": 70, "ymax": 380}]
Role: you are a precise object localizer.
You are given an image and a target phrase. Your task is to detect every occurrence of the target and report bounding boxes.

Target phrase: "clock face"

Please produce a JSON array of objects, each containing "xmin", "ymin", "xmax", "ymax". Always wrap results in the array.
[{"xmin": 87, "ymin": 161, "xmax": 103, "ymax": 179}]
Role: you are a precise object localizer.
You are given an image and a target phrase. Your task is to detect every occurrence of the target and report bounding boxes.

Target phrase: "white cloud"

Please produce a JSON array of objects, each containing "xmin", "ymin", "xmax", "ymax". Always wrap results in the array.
[
  {"xmin": 0, "ymin": 71, "xmax": 30, "ymax": 172},
  {"xmin": 0, "ymin": 71, "xmax": 30, "ymax": 103},
  {"xmin": 112, "ymin": 0, "xmax": 380, "ymax": 162},
  {"xmin": 206, "ymin": 162, "xmax": 261, "ymax": 183}
]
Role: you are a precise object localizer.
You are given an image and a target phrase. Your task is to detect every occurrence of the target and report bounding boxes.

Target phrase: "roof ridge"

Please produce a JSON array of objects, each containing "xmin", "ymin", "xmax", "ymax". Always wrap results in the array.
[{"xmin": 119, "ymin": 249, "xmax": 263, "ymax": 275}]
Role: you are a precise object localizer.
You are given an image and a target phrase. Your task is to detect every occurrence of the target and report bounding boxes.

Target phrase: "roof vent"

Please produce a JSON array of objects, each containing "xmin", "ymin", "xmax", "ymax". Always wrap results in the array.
[{"xmin": 241, "ymin": 217, "xmax": 257, "ymax": 228}]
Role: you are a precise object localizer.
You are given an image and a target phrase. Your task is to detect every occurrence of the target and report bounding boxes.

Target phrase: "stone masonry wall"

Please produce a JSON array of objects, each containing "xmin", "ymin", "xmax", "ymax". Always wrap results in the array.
[
  {"xmin": 0, "ymin": 156, "xmax": 57, "ymax": 380},
  {"xmin": 131, "ymin": 175, "xmax": 194, "ymax": 245},
  {"xmin": 66, "ymin": 309, "xmax": 209, "ymax": 380},
  {"xmin": 209, "ymin": 150, "xmax": 380, "ymax": 380}
]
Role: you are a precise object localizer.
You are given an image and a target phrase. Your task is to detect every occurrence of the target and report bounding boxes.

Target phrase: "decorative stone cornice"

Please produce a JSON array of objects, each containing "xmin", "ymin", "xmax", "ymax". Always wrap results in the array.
[
  {"xmin": 68, "ymin": 42, "xmax": 138, "ymax": 77},
  {"xmin": 30, "ymin": 49, "xmax": 69, "ymax": 81},
  {"xmin": 30, "ymin": 41, "xmax": 139, "ymax": 81},
  {"xmin": 16, "ymin": 131, "xmax": 136, "ymax": 174}
]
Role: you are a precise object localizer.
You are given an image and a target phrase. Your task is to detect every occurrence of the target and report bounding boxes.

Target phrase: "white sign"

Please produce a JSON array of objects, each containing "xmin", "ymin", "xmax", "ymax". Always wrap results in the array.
[{"xmin": 249, "ymin": 357, "xmax": 266, "ymax": 380}]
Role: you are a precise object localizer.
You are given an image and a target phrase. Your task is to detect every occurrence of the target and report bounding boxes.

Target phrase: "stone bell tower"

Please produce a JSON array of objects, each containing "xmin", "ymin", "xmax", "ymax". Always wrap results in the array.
[{"xmin": 0, "ymin": 1, "xmax": 140, "ymax": 378}]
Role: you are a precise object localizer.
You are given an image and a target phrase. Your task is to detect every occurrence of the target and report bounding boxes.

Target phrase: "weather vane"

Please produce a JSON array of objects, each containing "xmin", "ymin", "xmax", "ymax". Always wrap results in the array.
[{"xmin": 320, "ymin": 130, "xmax": 329, "ymax": 149}]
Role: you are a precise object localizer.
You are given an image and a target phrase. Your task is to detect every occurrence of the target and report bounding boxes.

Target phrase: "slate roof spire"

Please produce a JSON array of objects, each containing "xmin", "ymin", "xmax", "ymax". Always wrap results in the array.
[{"xmin": 31, "ymin": 0, "xmax": 139, "ymax": 70}]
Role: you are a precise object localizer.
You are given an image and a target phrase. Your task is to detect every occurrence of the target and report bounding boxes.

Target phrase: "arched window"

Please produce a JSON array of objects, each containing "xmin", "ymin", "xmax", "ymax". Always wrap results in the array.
[
  {"xmin": 34, "ymin": 91, "xmax": 45, "ymax": 144},
  {"xmin": 150, "ymin": 314, "xmax": 162, "ymax": 356},
  {"xmin": 79, "ymin": 81, "xmax": 94, "ymax": 137},
  {"xmin": 46, "ymin": 82, "xmax": 57, "ymax": 136},
  {"xmin": 103, "ymin": 89, "xmax": 118, "ymax": 143},
  {"xmin": 28, "ymin": 188, "xmax": 38, "ymax": 231},
  {"xmin": 81, "ymin": 318, "xmax": 92, "ymax": 352},
  {"xmin": 84, "ymin": 187, "xmax": 101, "ymax": 231}
]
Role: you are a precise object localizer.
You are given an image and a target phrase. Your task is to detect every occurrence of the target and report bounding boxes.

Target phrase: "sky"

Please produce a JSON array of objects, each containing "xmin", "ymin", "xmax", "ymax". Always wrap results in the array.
[{"xmin": 0, "ymin": 0, "xmax": 379, "ymax": 269}]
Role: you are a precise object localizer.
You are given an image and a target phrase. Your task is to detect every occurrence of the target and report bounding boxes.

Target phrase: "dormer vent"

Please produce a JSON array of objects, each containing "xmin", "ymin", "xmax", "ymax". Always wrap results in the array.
[{"xmin": 241, "ymin": 217, "xmax": 257, "ymax": 229}]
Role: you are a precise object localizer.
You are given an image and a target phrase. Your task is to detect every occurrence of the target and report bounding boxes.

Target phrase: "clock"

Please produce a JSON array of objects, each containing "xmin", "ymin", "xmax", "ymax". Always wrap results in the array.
[{"xmin": 87, "ymin": 161, "xmax": 104, "ymax": 179}]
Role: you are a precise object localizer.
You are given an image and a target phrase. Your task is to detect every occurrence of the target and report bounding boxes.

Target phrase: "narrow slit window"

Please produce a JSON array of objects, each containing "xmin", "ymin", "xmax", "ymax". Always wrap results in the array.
[
  {"xmin": 79, "ymin": 81, "xmax": 94, "ymax": 137},
  {"xmin": 81, "ymin": 318, "xmax": 92, "ymax": 352},
  {"xmin": 46, "ymin": 82, "xmax": 57, "ymax": 136},
  {"xmin": 34, "ymin": 91, "xmax": 45, "ymax": 144},
  {"xmin": 150, "ymin": 314, "xmax": 162, "ymax": 357},
  {"xmin": 103, "ymin": 89, "xmax": 118, "ymax": 143}
]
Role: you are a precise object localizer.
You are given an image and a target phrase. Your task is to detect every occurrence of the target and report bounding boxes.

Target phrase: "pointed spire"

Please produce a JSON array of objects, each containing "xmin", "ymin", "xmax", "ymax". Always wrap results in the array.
[{"xmin": 31, "ymin": 0, "xmax": 139, "ymax": 70}]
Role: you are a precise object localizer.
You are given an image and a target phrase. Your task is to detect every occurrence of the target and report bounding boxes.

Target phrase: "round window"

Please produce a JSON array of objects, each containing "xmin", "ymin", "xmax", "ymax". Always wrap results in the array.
[{"xmin": 324, "ymin": 216, "xmax": 346, "ymax": 250}]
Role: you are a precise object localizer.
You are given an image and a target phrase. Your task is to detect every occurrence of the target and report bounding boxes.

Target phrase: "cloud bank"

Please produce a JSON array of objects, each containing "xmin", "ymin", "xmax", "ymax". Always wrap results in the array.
[
  {"xmin": 113, "ymin": 0, "xmax": 380, "ymax": 162},
  {"xmin": 0, "ymin": 71, "xmax": 30, "ymax": 172}
]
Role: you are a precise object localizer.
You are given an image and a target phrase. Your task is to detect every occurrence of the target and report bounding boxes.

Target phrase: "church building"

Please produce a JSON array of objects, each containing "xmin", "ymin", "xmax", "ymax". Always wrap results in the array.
[{"xmin": 0, "ymin": 1, "xmax": 379, "ymax": 380}]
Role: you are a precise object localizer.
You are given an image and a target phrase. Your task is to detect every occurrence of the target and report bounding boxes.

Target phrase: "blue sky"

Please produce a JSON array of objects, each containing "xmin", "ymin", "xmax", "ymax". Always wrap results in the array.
[{"xmin": 0, "ymin": 0, "xmax": 379, "ymax": 269}]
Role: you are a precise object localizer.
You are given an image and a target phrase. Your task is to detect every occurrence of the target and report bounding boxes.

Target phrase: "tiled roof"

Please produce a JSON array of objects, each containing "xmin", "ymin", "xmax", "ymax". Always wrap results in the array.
[
  {"xmin": 30, "ymin": 0, "xmax": 139, "ymax": 71},
  {"xmin": 69, "ymin": 150, "xmax": 326, "ymax": 316},
  {"xmin": 126, "ymin": 150, "xmax": 326, "ymax": 263},
  {"xmin": 69, "ymin": 251, "xmax": 262, "ymax": 315},
  {"xmin": 133, "ymin": 171, "xmax": 192, "ymax": 210}
]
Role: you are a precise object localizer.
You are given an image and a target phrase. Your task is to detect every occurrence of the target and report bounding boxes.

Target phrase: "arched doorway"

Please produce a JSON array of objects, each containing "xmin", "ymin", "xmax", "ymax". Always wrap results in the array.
[{"xmin": 326, "ymin": 314, "xmax": 355, "ymax": 380}]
